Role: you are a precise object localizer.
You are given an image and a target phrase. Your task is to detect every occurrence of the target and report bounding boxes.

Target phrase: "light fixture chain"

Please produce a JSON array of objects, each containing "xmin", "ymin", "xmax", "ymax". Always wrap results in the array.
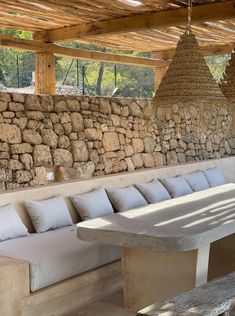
[{"xmin": 187, "ymin": 0, "xmax": 193, "ymax": 33}]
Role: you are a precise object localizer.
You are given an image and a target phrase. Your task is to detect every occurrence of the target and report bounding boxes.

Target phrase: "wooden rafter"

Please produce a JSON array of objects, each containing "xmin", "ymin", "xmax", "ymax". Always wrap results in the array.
[
  {"xmin": 153, "ymin": 43, "xmax": 235, "ymax": 60},
  {"xmin": 33, "ymin": 1, "xmax": 235, "ymax": 42},
  {"xmin": 0, "ymin": 34, "xmax": 233, "ymax": 70},
  {"xmin": 0, "ymin": 35, "xmax": 169, "ymax": 68}
]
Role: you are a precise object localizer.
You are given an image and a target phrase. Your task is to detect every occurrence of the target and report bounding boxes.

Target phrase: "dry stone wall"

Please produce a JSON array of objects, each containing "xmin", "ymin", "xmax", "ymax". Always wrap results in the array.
[{"xmin": 0, "ymin": 92, "xmax": 234, "ymax": 190}]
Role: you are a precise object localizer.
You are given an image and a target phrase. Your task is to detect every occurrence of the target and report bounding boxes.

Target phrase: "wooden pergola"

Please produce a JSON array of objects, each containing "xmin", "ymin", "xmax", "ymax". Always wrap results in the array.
[{"xmin": 1, "ymin": 0, "xmax": 235, "ymax": 94}]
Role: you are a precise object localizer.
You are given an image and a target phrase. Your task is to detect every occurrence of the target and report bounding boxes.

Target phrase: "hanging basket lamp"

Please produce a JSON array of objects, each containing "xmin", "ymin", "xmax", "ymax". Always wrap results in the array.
[
  {"xmin": 153, "ymin": 31, "xmax": 228, "ymax": 107},
  {"xmin": 153, "ymin": 0, "xmax": 228, "ymax": 108}
]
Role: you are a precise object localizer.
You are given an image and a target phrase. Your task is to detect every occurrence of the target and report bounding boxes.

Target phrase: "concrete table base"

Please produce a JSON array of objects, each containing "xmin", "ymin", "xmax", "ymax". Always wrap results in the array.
[
  {"xmin": 209, "ymin": 234, "xmax": 235, "ymax": 281},
  {"xmin": 121, "ymin": 245, "xmax": 210, "ymax": 311}
]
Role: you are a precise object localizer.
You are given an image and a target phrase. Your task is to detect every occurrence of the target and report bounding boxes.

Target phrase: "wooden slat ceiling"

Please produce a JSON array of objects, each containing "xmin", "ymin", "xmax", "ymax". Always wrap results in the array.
[{"xmin": 1, "ymin": 0, "xmax": 235, "ymax": 52}]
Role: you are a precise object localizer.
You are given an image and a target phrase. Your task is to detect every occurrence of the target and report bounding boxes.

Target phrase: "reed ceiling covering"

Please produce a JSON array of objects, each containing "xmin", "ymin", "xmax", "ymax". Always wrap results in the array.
[{"xmin": 1, "ymin": 0, "xmax": 235, "ymax": 52}]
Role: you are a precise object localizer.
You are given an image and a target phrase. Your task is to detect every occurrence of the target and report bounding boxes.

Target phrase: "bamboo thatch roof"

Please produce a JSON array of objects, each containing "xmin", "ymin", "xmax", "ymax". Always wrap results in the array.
[{"xmin": 1, "ymin": 0, "xmax": 235, "ymax": 52}]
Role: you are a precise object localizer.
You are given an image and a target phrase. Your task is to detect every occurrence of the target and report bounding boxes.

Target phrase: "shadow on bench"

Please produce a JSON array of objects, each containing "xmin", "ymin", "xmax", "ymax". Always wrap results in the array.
[{"xmin": 137, "ymin": 272, "xmax": 235, "ymax": 316}]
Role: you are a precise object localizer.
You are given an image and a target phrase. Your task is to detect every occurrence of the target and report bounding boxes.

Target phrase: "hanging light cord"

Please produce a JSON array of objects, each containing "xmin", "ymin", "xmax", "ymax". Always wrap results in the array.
[{"xmin": 187, "ymin": 0, "xmax": 193, "ymax": 33}]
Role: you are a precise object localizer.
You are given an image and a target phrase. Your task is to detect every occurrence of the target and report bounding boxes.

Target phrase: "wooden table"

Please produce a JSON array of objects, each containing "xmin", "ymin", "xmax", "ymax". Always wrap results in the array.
[{"xmin": 77, "ymin": 183, "xmax": 235, "ymax": 311}]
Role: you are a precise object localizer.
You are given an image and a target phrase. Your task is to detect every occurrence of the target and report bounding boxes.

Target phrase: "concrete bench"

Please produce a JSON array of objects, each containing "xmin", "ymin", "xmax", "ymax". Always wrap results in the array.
[{"xmin": 137, "ymin": 271, "xmax": 235, "ymax": 316}]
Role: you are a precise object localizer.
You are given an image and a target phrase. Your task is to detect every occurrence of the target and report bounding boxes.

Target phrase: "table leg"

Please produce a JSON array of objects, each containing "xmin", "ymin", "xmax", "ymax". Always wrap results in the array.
[
  {"xmin": 209, "ymin": 234, "xmax": 235, "ymax": 281},
  {"xmin": 121, "ymin": 245, "xmax": 210, "ymax": 311}
]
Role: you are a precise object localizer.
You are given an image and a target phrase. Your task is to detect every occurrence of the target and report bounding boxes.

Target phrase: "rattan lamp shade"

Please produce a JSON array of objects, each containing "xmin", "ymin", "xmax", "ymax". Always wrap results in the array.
[
  {"xmin": 153, "ymin": 32, "xmax": 228, "ymax": 107},
  {"xmin": 220, "ymin": 51, "xmax": 235, "ymax": 102}
]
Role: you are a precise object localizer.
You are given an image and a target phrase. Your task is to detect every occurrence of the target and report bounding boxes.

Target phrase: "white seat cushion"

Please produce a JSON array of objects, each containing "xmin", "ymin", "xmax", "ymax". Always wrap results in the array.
[{"xmin": 0, "ymin": 226, "xmax": 120, "ymax": 292}]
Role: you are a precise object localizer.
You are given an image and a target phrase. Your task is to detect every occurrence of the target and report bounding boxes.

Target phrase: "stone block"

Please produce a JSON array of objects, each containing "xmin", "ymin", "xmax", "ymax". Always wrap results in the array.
[
  {"xmin": 153, "ymin": 152, "xmax": 164, "ymax": 166},
  {"xmin": 144, "ymin": 137, "xmax": 156, "ymax": 153},
  {"xmin": 73, "ymin": 161, "xmax": 95, "ymax": 177},
  {"xmin": 25, "ymin": 95, "xmax": 42, "ymax": 110},
  {"xmin": 55, "ymin": 100, "xmax": 67, "ymax": 112},
  {"xmin": 67, "ymin": 99, "xmax": 80, "ymax": 111},
  {"xmin": 128, "ymin": 102, "xmax": 142, "ymax": 117},
  {"xmin": 52, "ymin": 149, "xmax": 73, "ymax": 167},
  {"xmin": 0, "ymin": 101, "xmax": 8, "ymax": 112},
  {"xmin": 15, "ymin": 170, "xmax": 33, "ymax": 183},
  {"xmin": 0, "ymin": 123, "xmax": 21, "ymax": 144},
  {"xmin": 8, "ymin": 159, "xmax": 23, "ymax": 170},
  {"xmin": 141, "ymin": 153, "xmax": 155, "ymax": 168},
  {"xmin": 102, "ymin": 132, "xmax": 120, "ymax": 152},
  {"xmin": 11, "ymin": 143, "xmax": 33, "ymax": 154},
  {"xmin": 20, "ymin": 154, "xmax": 33, "ymax": 170},
  {"xmin": 131, "ymin": 154, "xmax": 144, "ymax": 168},
  {"xmin": 23, "ymin": 129, "xmax": 42, "ymax": 145},
  {"xmin": 58, "ymin": 135, "xmax": 70, "ymax": 149},
  {"xmin": 100, "ymin": 99, "xmax": 112, "ymax": 114},
  {"xmin": 34, "ymin": 166, "xmax": 48, "ymax": 185},
  {"xmin": 42, "ymin": 129, "xmax": 58, "ymax": 148},
  {"xmin": 85, "ymin": 128, "xmax": 102, "ymax": 141},
  {"xmin": 12, "ymin": 93, "xmax": 25, "ymax": 103},
  {"xmin": 9, "ymin": 102, "xmax": 24, "ymax": 112},
  {"xmin": 132, "ymin": 138, "xmax": 144, "ymax": 154},
  {"xmin": 71, "ymin": 112, "xmax": 84, "ymax": 132},
  {"xmin": 71, "ymin": 141, "xmax": 89, "ymax": 162},
  {"xmin": 34, "ymin": 145, "xmax": 52, "ymax": 166}
]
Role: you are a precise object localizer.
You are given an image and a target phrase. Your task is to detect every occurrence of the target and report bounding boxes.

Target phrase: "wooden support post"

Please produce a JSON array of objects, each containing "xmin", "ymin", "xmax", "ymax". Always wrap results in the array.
[
  {"xmin": 154, "ymin": 66, "xmax": 168, "ymax": 90},
  {"xmin": 35, "ymin": 52, "xmax": 55, "ymax": 95}
]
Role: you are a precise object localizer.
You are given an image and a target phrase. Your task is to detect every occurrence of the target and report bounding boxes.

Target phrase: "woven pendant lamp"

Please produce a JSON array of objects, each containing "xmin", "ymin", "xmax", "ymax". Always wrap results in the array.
[
  {"xmin": 153, "ymin": 31, "xmax": 228, "ymax": 107},
  {"xmin": 220, "ymin": 51, "xmax": 235, "ymax": 102}
]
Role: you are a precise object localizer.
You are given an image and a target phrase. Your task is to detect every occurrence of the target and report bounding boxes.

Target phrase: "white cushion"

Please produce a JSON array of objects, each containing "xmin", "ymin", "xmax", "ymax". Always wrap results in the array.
[
  {"xmin": 135, "ymin": 180, "xmax": 171, "ymax": 204},
  {"xmin": 26, "ymin": 195, "xmax": 73, "ymax": 233},
  {"xmin": 203, "ymin": 168, "xmax": 225, "ymax": 187},
  {"xmin": 183, "ymin": 171, "xmax": 210, "ymax": 192},
  {"xmin": 0, "ymin": 204, "xmax": 28, "ymax": 241},
  {"xmin": 161, "ymin": 176, "xmax": 193, "ymax": 198},
  {"xmin": 0, "ymin": 226, "xmax": 120, "ymax": 291},
  {"xmin": 71, "ymin": 187, "xmax": 114, "ymax": 221},
  {"xmin": 106, "ymin": 186, "xmax": 147, "ymax": 212}
]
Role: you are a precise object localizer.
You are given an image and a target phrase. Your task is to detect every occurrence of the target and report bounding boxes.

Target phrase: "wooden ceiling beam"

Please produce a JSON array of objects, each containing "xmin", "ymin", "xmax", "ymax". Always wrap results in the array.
[
  {"xmin": 33, "ymin": 1, "xmax": 235, "ymax": 42},
  {"xmin": 153, "ymin": 43, "xmax": 235, "ymax": 60},
  {"xmin": 0, "ymin": 35, "xmax": 169, "ymax": 68}
]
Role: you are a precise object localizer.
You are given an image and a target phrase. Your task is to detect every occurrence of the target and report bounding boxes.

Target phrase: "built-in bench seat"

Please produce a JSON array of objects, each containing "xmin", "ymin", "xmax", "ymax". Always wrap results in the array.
[
  {"xmin": 137, "ymin": 271, "xmax": 235, "ymax": 316},
  {"xmin": 0, "ymin": 225, "xmax": 120, "ymax": 292},
  {"xmin": 0, "ymin": 156, "xmax": 235, "ymax": 316}
]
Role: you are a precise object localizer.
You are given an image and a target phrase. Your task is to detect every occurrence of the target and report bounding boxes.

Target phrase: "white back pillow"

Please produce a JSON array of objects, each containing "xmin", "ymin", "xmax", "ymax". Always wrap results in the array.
[
  {"xmin": 106, "ymin": 186, "xmax": 147, "ymax": 212},
  {"xmin": 135, "ymin": 180, "xmax": 171, "ymax": 204},
  {"xmin": 71, "ymin": 187, "xmax": 114, "ymax": 221},
  {"xmin": 183, "ymin": 171, "xmax": 209, "ymax": 192},
  {"xmin": 0, "ymin": 204, "xmax": 28, "ymax": 241},
  {"xmin": 26, "ymin": 195, "xmax": 73, "ymax": 233},
  {"xmin": 203, "ymin": 168, "xmax": 225, "ymax": 187},
  {"xmin": 161, "ymin": 176, "xmax": 193, "ymax": 198}
]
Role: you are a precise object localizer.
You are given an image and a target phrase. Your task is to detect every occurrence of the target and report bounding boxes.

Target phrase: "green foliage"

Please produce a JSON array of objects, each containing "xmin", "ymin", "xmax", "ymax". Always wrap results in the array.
[
  {"xmin": 0, "ymin": 28, "xmax": 33, "ymax": 87},
  {"xmin": 206, "ymin": 55, "xmax": 230, "ymax": 82},
  {"xmin": 0, "ymin": 28, "xmax": 231, "ymax": 96}
]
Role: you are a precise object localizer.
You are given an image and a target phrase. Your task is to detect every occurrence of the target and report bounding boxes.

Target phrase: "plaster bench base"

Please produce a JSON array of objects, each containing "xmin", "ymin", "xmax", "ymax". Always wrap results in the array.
[{"xmin": 121, "ymin": 245, "xmax": 210, "ymax": 312}]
